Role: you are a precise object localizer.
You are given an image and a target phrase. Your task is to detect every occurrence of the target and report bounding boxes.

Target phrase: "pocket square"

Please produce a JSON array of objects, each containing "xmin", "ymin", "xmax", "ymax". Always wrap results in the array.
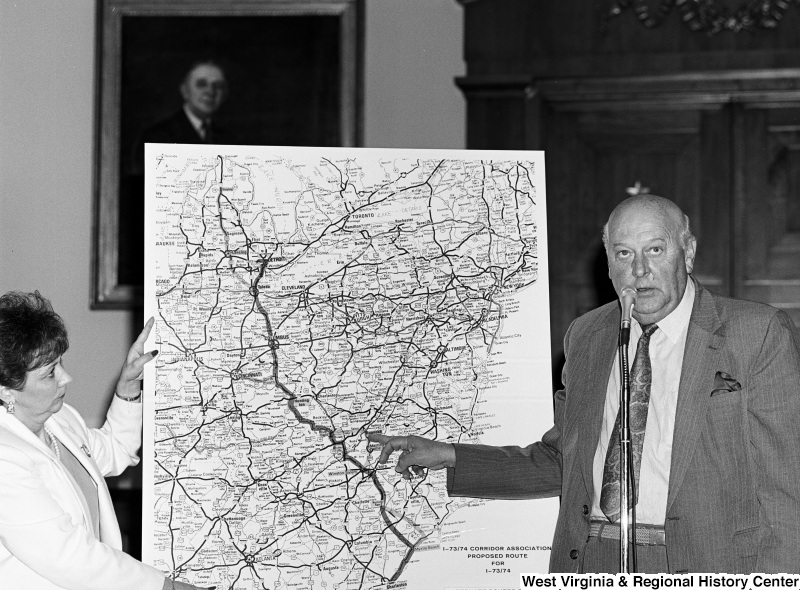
[{"xmin": 711, "ymin": 371, "xmax": 742, "ymax": 396}]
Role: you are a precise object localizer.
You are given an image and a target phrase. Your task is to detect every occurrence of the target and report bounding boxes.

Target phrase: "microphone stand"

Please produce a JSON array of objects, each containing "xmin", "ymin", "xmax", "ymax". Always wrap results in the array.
[{"xmin": 618, "ymin": 312, "xmax": 633, "ymax": 573}]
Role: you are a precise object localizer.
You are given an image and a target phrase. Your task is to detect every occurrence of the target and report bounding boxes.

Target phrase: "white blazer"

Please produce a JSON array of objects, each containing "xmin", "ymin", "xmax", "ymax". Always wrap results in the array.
[{"xmin": 0, "ymin": 397, "xmax": 165, "ymax": 590}]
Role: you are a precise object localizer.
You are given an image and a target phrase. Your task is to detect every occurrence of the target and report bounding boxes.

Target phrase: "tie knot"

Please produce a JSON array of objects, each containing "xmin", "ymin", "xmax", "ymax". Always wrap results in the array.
[{"xmin": 640, "ymin": 323, "xmax": 658, "ymax": 339}]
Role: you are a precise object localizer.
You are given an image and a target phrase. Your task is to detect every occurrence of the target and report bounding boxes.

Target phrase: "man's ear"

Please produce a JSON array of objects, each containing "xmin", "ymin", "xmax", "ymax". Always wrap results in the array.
[{"xmin": 684, "ymin": 236, "xmax": 697, "ymax": 274}]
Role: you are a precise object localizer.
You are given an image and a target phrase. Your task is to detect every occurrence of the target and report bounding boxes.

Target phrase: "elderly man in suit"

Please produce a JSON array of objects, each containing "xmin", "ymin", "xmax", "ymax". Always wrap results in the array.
[
  {"xmin": 123, "ymin": 60, "xmax": 238, "ymax": 284},
  {"xmin": 131, "ymin": 59, "xmax": 236, "ymax": 176},
  {"xmin": 140, "ymin": 60, "xmax": 234, "ymax": 149},
  {"xmin": 368, "ymin": 195, "xmax": 800, "ymax": 573}
]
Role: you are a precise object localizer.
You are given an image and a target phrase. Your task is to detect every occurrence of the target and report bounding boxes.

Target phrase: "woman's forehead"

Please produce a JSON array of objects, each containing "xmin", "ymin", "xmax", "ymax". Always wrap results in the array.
[{"xmin": 30, "ymin": 354, "xmax": 62, "ymax": 373}]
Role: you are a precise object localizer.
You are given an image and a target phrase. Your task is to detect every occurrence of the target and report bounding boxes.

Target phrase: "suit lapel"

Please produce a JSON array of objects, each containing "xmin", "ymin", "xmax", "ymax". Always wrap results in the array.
[
  {"xmin": 579, "ymin": 309, "xmax": 620, "ymax": 500},
  {"xmin": 666, "ymin": 282, "xmax": 724, "ymax": 511}
]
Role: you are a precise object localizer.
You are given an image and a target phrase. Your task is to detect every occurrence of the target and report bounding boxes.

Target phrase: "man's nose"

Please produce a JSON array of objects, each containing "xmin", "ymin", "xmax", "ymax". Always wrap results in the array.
[{"xmin": 632, "ymin": 254, "xmax": 649, "ymax": 278}]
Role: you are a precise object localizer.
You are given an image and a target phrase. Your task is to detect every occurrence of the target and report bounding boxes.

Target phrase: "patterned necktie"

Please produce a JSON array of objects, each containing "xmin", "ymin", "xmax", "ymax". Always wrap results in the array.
[{"xmin": 599, "ymin": 323, "xmax": 659, "ymax": 522}]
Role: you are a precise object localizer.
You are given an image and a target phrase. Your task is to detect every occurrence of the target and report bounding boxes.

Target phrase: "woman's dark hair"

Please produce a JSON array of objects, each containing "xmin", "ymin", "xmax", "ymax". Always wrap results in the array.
[{"xmin": 0, "ymin": 291, "xmax": 69, "ymax": 391}]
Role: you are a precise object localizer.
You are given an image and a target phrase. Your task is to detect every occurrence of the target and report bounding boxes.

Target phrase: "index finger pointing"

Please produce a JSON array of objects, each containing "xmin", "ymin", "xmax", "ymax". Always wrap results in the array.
[
  {"xmin": 366, "ymin": 432, "xmax": 391, "ymax": 445},
  {"xmin": 367, "ymin": 432, "xmax": 413, "ymax": 465},
  {"xmin": 379, "ymin": 437, "xmax": 410, "ymax": 465}
]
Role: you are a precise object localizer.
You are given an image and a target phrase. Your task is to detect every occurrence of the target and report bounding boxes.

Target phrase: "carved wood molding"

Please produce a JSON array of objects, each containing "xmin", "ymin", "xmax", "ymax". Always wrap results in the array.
[
  {"xmin": 606, "ymin": 0, "xmax": 800, "ymax": 35},
  {"xmin": 457, "ymin": 70, "xmax": 800, "ymax": 109}
]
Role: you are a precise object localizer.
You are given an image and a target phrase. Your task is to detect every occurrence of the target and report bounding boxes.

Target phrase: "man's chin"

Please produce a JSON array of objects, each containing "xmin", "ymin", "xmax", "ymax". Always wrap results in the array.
[
  {"xmin": 195, "ymin": 104, "xmax": 218, "ymax": 117},
  {"xmin": 632, "ymin": 301, "xmax": 667, "ymax": 323}
]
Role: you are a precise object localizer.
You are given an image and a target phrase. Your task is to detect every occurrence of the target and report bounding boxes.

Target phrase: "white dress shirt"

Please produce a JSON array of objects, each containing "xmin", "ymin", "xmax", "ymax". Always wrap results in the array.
[
  {"xmin": 590, "ymin": 279, "xmax": 695, "ymax": 525},
  {"xmin": 183, "ymin": 104, "xmax": 207, "ymax": 140}
]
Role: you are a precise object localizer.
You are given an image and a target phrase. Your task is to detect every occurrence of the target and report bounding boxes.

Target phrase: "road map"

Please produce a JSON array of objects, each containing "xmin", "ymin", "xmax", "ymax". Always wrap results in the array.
[{"xmin": 143, "ymin": 145, "xmax": 557, "ymax": 590}]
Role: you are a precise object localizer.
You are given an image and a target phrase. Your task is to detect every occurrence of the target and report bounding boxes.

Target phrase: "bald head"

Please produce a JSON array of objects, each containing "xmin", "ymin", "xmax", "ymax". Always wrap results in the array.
[
  {"xmin": 603, "ymin": 195, "xmax": 697, "ymax": 324},
  {"xmin": 603, "ymin": 195, "xmax": 693, "ymax": 253}
]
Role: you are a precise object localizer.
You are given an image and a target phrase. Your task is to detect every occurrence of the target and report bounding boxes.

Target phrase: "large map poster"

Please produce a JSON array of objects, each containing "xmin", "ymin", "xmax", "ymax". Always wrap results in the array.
[{"xmin": 143, "ymin": 145, "xmax": 558, "ymax": 590}]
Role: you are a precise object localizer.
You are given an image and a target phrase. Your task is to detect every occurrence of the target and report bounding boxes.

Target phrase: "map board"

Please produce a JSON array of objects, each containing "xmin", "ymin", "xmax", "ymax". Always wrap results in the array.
[{"xmin": 143, "ymin": 145, "xmax": 558, "ymax": 589}]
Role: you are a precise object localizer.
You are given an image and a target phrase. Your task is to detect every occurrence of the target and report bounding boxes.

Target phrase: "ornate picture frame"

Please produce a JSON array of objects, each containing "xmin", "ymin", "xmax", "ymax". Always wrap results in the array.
[{"xmin": 92, "ymin": 0, "xmax": 363, "ymax": 308}]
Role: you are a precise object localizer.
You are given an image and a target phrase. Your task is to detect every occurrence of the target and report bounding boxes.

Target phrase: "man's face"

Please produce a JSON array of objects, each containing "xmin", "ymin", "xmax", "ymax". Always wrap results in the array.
[
  {"xmin": 606, "ymin": 202, "xmax": 696, "ymax": 325},
  {"xmin": 180, "ymin": 64, "xmax": 227, "ymax": 119}
]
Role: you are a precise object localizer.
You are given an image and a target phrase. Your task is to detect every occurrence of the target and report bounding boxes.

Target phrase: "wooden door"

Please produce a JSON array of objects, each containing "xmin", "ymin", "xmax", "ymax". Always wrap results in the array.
[
  {"xmin": 735, "ymin": 103, "xmax": 800, "ymax": 327},
  {"xmin": 534, "ymin": 78, "xmax": 733, "ymax": 360}
]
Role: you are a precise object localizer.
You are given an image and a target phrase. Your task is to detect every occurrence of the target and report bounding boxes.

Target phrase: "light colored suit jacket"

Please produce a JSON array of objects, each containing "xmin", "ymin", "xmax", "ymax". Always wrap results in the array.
[
  {"xmin": 448, "ymin": 281, "xmax": 800, "ymax": 573},
  {"xmin": 0, "ymin": 397, "xmax": 165, "ymax": 589}
]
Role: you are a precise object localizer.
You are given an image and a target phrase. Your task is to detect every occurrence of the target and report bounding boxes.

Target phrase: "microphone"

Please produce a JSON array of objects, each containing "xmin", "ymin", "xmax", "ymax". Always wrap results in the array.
[{"xmin": 619, "ymin": 287, "xmax": 636, "ymax": 345}]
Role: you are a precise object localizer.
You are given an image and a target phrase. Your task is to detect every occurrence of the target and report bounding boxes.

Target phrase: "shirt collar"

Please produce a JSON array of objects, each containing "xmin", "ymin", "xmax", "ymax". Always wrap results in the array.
[
  {"xmin": 182, "ymin": 104, "xmax": 206, "ymax": 134},
  {"xmin": 632, "ymin": 277, "xmax": 695, "ymax": 344}
]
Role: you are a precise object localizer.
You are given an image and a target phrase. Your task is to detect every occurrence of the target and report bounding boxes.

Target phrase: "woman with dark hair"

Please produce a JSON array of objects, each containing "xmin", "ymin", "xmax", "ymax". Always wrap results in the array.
[{"xmin": 0, "ymin": 291, "xmax": 204, "ymax": 590}]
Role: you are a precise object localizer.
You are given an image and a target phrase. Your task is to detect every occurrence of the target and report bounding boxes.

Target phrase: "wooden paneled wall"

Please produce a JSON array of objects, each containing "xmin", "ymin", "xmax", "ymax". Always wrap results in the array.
[{"xmin": 457, "ymin": 0, "xmax": 800, "ymax": 364}]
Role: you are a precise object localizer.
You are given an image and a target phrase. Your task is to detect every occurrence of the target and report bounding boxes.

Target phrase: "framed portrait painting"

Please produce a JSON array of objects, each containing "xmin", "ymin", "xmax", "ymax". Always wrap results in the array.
[{"xmin": 92, "ymin": 0, "xmax": 363, "ymax": 308}]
